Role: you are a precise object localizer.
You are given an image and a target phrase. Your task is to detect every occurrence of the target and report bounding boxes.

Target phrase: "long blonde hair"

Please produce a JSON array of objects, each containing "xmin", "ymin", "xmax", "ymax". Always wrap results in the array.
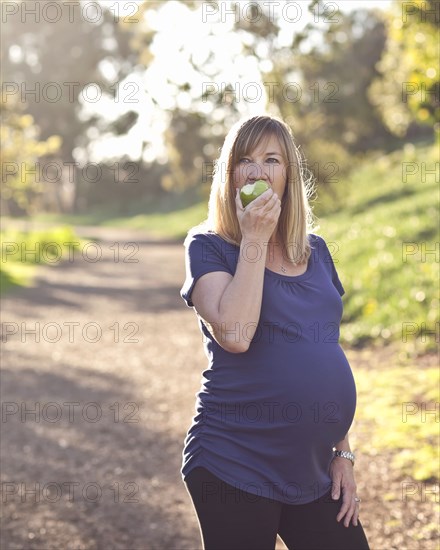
[{"xmin": 186, "ymin": 115, "xmax": 317, "ymax": 264}]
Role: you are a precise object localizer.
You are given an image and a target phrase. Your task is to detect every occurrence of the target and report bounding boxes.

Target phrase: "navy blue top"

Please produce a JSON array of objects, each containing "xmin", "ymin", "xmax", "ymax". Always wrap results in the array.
[{"xmin": 180, "ymin": 231, "xmax": 357, "ymax": 504}]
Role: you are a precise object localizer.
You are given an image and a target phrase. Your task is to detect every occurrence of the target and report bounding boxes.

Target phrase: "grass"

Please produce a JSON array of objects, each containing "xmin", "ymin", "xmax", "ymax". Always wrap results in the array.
[
  {"xmin": 0, "ymin": 226, "xmax": 90, "ymax": 294},
  {"xmin": 315, "ymin": 142, "xmax": 438, "ymax": 353},
  {"xmin": 7, "ymin": 200, "xmax": 209, "ymax": 239},
  {"xmin": 101, "ymin": 201, "xmax": 209, "ymax": 238},
  {"xmin": 25, "ymin": 203, "xmax": 208, "ymax": 239},
  {"xmin": 354, "ymin": 362, "xmax": 439, "ymax": 481},
  {"xmin": 9, "ymin": 188, "xmax": 210, "ymax": 239}
]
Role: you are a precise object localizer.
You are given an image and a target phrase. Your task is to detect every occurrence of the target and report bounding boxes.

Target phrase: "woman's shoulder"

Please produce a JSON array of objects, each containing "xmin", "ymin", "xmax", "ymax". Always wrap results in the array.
[
  {"xmin": 308, "ymin": 232, "xmax": 332, "ymax": 248},
  {"xmin": 183, "ymin": 227, "xmax": 239, "ymax": 271},
  {"xmin": 183, "ymin": 226, "xmax": 236, "ymax": 248},
  {"xmin": 307, "ymin": 233, "xmax": 331, "ymax": 262},
  {"xmin": 307, "ymin": 232, "xmax": 323, "ymax": 248},
  {"xmin": 307, "ymin": 233, "xmax": 340, "ymax": 266}
]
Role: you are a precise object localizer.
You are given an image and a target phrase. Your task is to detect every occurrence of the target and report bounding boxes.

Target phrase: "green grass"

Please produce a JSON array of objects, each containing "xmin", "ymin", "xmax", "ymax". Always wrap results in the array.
[
  {"xmin": 5, "ymin": 188, "xmax": 209, "ymax": 240},
  {"xmin": 99, "ymin": 201, "xmax": 209, "ymax": 238},
  {"xmin": 4, "ymin": 201, "xmax": 209, "ymax": 241},
  {"xmin": 355, "ymin": 363, "xmax": 439, "ymax": 481},
  {"xmin": 315, "ymin": 142, "xmax": 438, "ymax": 352},
  {"xmin": 1, "ymin": 226, "xmax": 89, "ymax": 294}
]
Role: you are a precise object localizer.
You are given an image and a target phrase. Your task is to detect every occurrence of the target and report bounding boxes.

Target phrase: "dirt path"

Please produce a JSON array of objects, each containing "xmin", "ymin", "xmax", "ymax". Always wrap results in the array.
[{"xmin": 1, "ymin": 227, "xmax": 438, "ymax": 549}]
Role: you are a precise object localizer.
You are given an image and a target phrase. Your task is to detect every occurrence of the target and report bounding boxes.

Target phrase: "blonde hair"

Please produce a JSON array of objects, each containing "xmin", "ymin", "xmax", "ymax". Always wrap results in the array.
[{"xmin": 187, "ymin": 115, "xmax": 317, "ymax": 264}]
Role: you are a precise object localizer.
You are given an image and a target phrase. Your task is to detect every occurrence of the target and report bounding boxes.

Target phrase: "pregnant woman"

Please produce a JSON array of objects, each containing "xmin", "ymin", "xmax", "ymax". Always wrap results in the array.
[{"xmin": 180, "ymin": 115, "xmax": 370, "ymax": 550}]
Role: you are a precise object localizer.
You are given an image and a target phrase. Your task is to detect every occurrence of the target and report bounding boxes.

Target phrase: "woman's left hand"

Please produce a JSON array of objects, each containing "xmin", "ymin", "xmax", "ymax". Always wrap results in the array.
[{"xmin": 329, "ymin": 457, "xmax": 360, "ymax": 527}]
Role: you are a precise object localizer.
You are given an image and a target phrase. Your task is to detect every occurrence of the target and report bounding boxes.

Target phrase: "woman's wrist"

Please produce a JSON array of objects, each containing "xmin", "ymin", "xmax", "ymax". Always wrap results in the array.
[
  {"xmin": 333, "ymin": 449, "xmax": 356, "ymax": 466},
  {"xmin": 334, "ymin": 433, "xmax": 351, "ymax": 452},
  {"xmin": 332, "ymin": 433, "xmax": 355, "ymax": 465}
]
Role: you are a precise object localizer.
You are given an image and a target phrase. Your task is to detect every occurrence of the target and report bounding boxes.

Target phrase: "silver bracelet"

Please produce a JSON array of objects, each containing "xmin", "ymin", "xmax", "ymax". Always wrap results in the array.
[{"xmin": 333, "ymin": 449, "xmax": 355, "ymax": 466}]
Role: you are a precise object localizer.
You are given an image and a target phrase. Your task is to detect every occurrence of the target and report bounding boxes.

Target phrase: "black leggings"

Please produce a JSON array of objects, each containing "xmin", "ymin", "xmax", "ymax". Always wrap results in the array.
[{"xmin": 184, "ymin": 466, "xmax": 370, "ymax": 550}]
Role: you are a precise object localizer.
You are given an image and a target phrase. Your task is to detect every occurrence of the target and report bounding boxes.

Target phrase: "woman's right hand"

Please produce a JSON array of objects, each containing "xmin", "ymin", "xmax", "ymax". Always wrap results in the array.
[{"xmin": 235, "ymin": 187, "xmax": 281, "ymax": 242}]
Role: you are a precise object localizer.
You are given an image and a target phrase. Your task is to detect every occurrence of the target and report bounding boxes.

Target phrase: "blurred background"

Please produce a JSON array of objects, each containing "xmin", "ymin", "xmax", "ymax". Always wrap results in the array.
[{"xmin": 1, "ymin": 1, "xmax": 439, "ymax": 549}]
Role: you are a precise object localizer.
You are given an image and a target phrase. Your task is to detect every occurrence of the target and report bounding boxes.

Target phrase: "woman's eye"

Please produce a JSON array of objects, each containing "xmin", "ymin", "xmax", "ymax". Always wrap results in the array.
[
  {"xmin": 266, "ymin": 157, "xmax": 279, "ymax": 163},
  {"xmin": 239, "ymin": 158, "xmax": 250, "ymax": 164}
]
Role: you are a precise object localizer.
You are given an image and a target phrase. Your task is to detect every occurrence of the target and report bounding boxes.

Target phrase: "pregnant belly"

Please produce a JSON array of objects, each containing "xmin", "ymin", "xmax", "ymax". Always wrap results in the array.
[{"xmin": 199, "ymin": 343, "xmax": 357, "ymax": 448}]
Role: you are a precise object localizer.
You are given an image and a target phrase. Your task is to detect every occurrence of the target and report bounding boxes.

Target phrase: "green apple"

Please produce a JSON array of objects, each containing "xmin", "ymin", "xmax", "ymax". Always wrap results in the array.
[{"xmin": 240, "ymin": 180, "xmax": 270, "ymax": 207}]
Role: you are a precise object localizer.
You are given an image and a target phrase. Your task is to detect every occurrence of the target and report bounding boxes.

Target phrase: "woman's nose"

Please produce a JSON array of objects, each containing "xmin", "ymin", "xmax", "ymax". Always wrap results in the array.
[{"xmin": 246, "ymin": 163, "xmax": 268, "ymax": 181}]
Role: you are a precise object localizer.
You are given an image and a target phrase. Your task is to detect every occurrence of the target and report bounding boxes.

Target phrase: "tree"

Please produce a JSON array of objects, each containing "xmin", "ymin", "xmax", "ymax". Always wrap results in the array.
[
  {"xmin": 263, "ymin": 4, "xmax": 390, "ymax": 147},
  {"xmin": 1, "ymin": 94, "xmax": 61, "ymax": 216},
  {"xmin": 241, "ymin": 2, "xmax": 394, "ymax": 192},
  {"xmin": 1, "ymin": 0, "xmax": 140, "ymax": 212},
  {"xmin": 368, "ymin": 0, "xmax": 439, "ymax": 138}
]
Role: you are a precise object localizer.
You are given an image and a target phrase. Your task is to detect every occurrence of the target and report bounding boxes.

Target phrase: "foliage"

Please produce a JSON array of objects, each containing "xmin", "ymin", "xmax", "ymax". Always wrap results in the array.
[
  {"xmin": 161, "ymin": 109, "xmax": 224, "ymax": 192},
  {"xmin": 2, "ymin": 0, "xmax": 438, "ymax": 214},
  {"xmin": 270, "ymin": 4, "xmax": 391, "ymax": 152},
  {"xmin": 369, "ymin": 0, "xmax": 439, "ymax": 137},
  {"xmin": 0, "ymin": 226, "xmax": 86, "ymax": 294},
  {"xmin": 207, "ymin": 0, "xmax": 394, "ymax": 188},
  {"xmin": 73, "ymin": 158, "xmax": 168, "ymax": 214},
  {"xmin": 320, "ymin": 142, "xmax": 438, "ymax": 352},
  {"xmin": 1, "ymin": 0, "xmax": 139, "ymax": 213},
  {"xmin": 1, "ymin": 96, "xmax": 61, "ymax": 215},
  {"xmin": 354, "ymin": 363, "xmax": 439, "ymax": 481}
]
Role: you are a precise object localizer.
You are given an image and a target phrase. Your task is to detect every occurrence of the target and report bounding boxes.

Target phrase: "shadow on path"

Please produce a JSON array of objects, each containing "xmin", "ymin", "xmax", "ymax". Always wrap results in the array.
[
  {"xmin": 1, "ymin": 232, "xmax": 201, "ymax": 549},
  {"xmin": 1, "ymin": 361, "xmax": 192, "ymax": 549}
]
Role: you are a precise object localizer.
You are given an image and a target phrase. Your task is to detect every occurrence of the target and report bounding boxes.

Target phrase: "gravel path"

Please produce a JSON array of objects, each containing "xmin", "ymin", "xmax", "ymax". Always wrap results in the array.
[{"xmin": 1, "ymin": 227, "xmax": 438, "ymax": 549}]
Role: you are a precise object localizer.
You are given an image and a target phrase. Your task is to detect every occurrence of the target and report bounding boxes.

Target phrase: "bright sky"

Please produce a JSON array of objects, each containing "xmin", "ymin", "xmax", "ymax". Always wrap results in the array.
[{"xmin": 84, "ymin": 0, "xmax": 393, "ymax": 164}]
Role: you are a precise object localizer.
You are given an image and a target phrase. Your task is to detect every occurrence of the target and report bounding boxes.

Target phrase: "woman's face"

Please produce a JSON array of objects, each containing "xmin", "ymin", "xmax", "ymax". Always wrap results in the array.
[{"xmin": 232, "ymin": 133, "xmax": 287, "ymax": 200}]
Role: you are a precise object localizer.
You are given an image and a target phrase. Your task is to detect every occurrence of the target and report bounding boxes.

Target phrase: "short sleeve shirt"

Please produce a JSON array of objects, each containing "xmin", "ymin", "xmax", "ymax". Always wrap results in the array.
[{"xmin": 180, "ymin": 231, "xmax": 356, "ymax": 505}]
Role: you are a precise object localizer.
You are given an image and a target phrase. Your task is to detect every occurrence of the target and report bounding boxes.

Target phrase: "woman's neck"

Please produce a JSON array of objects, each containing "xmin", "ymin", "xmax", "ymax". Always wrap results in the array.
[
  {"xmin": 266, "ymin": 230, "xmax": 284, "ymax": 260},
  {"xmin": 268, "ymin": 229, "xmax": 282, "ymax": 247}
]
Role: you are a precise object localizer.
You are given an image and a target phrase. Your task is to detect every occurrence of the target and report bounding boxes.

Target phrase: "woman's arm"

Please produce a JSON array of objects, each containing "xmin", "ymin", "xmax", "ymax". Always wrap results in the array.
[
  {"xmin": 191, "ymin": 234, "xmax": 268, "ymax": 353},
  {"xmin": 334, "ymin": 432, "xmax": 352, "ymax": 453},
  {"xmin": 191, "ymin": 188, "xmax": 281, "ymax": 354},
  {"xmin": 330, "ymin": 432, "xmax": 360, "ymax": 527}
]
